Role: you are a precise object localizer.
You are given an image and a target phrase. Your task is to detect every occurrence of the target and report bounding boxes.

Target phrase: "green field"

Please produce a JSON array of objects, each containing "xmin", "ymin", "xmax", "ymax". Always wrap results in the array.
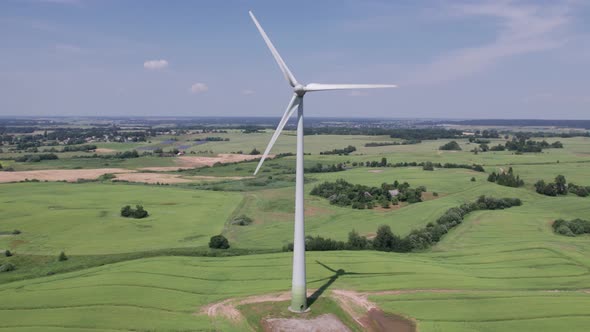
[
  {"xmin": 0, "ymin": 182, "xmax": 242, "ymax": 255},
  {"xmin": 1, "ymin": 132, "xmax": 590, "ymax": 331}
]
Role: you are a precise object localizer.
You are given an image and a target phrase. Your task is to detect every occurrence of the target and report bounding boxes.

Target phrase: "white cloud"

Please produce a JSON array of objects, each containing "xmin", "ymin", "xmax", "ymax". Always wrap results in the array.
[
  {"xmin": 143, "ymin": 59, "xmax": 169, "ymax": 70},
  {"xmin": 190, "ymin": 83, "xmax": 208, "ymax": 94},
  {"xmin": 409, "ymin": 1, "xmax": 573, "ymax": 85},
  {"xmin": 241, "ymin": 89, "xmax": 255, "ymax": 95}
]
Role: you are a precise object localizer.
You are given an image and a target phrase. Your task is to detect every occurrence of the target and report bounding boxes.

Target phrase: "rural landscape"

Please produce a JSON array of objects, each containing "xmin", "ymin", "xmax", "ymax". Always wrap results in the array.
[
  {"xmin": 1, "ymin": 117, "xmax": 590, "ymax": 331},
  {"xmin": 2, "ymin": 0, "xmax": 590, "ymax": 331}
]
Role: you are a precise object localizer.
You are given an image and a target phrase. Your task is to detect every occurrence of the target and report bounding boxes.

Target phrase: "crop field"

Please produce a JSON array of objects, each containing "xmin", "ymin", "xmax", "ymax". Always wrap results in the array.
[{"xmin": 1, "ymin": 127, "xmax": 590, "ymax": 331}]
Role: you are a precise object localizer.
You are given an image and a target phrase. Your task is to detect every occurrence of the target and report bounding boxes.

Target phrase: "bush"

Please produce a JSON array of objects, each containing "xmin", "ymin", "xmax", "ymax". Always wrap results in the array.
[
  {"xmin": 209, "ymin": 235, "xmax": 230, "ymax": 249},
  {"xmin": 552, "ymin": 218, "xmax": 590, "ymax": 236},
  {"xmin": 0, "ymin": 263, "xmax": 15, "ymax": 273},
  {"xmin": 231, "ymin": 215, "xmax": 253, "ymax": 226},
  {"xmin": 471, "ymin": 177, "xmax": 476, "ymax": 182},
  {"xmin": 4, "ymin": 250, "xmax": 13, "ymax": 257},
  {"xmin": 58, "ymin": 251, "xmax": 68, "ymax": 261},
  {"xmin": 12, "ymin": 229, "xmax": 21, "ymax": 235},
  {"xmin": 120, "ymin": 205, "xmax": 132, "ymax": 217},
  {"xmin": 120, "ymin": 205, "xmax": 149, "ymax": 219}
]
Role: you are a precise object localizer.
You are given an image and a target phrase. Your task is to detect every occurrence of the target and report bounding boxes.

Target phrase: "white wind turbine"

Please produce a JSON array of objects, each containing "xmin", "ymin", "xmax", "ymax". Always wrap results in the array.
[{"xmin": 249, "ymin": 11, "xmax": 397, "ymax": 313}]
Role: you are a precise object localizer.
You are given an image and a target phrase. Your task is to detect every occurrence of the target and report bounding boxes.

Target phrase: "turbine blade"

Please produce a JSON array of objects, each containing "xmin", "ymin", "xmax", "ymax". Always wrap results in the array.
[
  {"xmin": 254, "ymin": 95, "xmax": 301, "ymax": 175},
  {"xmin": 304, "ymin": 83, "xmax": 397, "ymax": 92},
  {"xmin": 249, "ymin": 11, "xmax": 298, "ymax": 87}
]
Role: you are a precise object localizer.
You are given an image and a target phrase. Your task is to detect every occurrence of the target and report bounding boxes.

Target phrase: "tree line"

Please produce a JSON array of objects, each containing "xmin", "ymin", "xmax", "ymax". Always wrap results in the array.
[
  {"xmin": 319, "ymin": 145, "xmax": 357, "ymax": 155},
  {"xmin": 535, "ymin": 175, "xmax": 589, "ymax": 197},
  {"xmin": 284, "ymin": 195, "xmax": 522, "ymax": 252}
]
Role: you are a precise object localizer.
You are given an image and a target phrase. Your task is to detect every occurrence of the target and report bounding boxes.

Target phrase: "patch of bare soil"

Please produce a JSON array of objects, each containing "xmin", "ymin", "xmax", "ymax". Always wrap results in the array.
[
  {"xmin": 368, "ymin": 170, "xmax": 383, "ymax": 173},
  {"xmin": 94, "ymin": 148, "xmax": 116, "ymax": 153},
  {"xmin": 263, "ymin": 314, "xmax": 351, "ymax": 332},
  {"xmin": 177, "ymin": 153, "xmax": 264, "ymax": 168},
  {"xmin": 331, "ymin": 290, "xmax": 415, "ymax": 332},
  {"xmin": 201, "ymin": 289, "xmax": 416, "ymax": 332},
  {"xmin": 0, "ymin": 168, "xmax": 134, "ymax": 183},
  {"xmin": 199, "ymin": 291, "xmax": 292, "ymax": 322},
  {"xmin": 114, "ymin": 172, "xmax": 194, "ymax": 184},
  {"xmin": 305, "ymin": 205, "xmax": 332, "ymax": 217},
  {"xmin": 359, "ymin": 309, "xmax": 415, "ymax": 332},
  {"xmin": 141, "ymin": 154, "xmax": 266, "ymax": 171},
  {"xmin": 421, "ymin": 192, "xmax": 440, "ymax": 201}
]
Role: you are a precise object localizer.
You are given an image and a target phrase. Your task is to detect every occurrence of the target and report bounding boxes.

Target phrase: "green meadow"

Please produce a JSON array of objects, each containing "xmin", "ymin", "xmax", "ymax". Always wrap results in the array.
[{"xmin": 1, "ymin": 133, "xmax": 590, "ymax": 331}]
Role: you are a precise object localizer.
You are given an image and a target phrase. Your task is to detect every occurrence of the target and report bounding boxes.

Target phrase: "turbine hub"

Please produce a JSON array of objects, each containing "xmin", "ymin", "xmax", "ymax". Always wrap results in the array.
[{"xmin": 294, "ymin": 84, "xmax": 306, "ymax": 97}]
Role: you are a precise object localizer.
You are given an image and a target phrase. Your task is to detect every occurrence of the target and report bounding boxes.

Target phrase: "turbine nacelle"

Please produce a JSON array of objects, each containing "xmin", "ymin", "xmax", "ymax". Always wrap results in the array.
[{"xmin": 294, "ymin": 84, "xmax": 306, "ymax": 97}]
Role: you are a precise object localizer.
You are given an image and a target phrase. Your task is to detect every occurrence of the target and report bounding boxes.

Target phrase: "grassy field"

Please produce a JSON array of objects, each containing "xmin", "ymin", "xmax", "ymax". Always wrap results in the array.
[
  {"xmin": 1, "ymin": 132, "xmax": 589, "ymax": 331},
  {"xmin": 0, "ymin": 182, "xmax": 242, "ymax": 255}
]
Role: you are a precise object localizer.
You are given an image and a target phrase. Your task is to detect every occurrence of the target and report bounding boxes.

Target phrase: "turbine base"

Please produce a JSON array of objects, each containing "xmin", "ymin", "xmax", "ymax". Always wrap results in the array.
[{"xmin": 288, "ymin": 306, "xmax": 311, "ymax": 314}]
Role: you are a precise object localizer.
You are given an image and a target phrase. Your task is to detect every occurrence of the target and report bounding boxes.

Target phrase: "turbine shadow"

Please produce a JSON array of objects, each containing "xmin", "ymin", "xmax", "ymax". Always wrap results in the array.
[{"xmin": 307, "ymin": 260, "xmax": 399, "ymax": 307}]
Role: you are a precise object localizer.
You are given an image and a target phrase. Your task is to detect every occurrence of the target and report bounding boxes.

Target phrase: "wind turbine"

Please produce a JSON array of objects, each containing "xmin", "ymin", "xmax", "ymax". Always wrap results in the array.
[{"xmin": 249, "ymin": 11, "xmax": 397, "ymax": 313}]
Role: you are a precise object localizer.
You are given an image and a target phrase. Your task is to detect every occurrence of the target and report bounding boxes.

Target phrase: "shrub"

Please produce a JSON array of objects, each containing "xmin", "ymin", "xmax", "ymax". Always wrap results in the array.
[
  {"xmin": 120, "ymin": 205, "xmax": 149, "ymax": 219},
  {"xmin": 249, "ymin": 148, "xmax": 260, "ymax": 155},
  {"xmin": 133, "ymin": 205, "xmax": 149, "ymax": 218},
  {"xmin": 120, "ymin": 205, "xmax": 132, "ymax": 217},
  {"xmin": 231, "ymin": 215, "xmax": 253, "ymax": 226},
  {"xmin": 0, "ymin": 263, "xmax": 15, "ymax": 273},
  {"xmin": 58, "ymin": 251, "xmax": 68, "ymax": 261},
  {"xmin": 209, "ymin": 235, "xmax": 230, "ymax": 249},
  {"xmin": 471, "ymin": 177, "xmax": 476, "ymax": 182},
  {"xmin": 4, "ymin": 250, "xmax": 13, "ymax": 257},
  {"xmin": 12, "ymin": 229, "xmax": 21, "ymax": 235}
]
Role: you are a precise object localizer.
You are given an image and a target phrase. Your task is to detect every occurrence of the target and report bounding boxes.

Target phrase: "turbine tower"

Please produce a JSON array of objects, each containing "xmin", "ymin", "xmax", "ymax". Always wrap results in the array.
[{"xmin": 249, "ymin": 11, "xmax": 397, "ymax": 313}]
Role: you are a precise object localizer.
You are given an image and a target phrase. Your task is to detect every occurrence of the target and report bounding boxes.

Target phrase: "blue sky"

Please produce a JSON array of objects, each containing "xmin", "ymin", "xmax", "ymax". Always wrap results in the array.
[{"xmin": 1, "ymin": 0, "xmax": 589, "ymax": 119}]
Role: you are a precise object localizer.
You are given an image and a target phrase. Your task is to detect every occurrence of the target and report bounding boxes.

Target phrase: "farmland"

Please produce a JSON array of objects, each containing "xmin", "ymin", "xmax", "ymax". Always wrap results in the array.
[{"xmin": 1, "ymin": 119, "xmax": 590, "ymax": 331}]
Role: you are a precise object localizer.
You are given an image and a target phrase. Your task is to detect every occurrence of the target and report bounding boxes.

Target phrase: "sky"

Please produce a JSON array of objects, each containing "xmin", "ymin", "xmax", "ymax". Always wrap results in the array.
[{"xmin": 1, "ymin": 0, "xmax": 589, "ymax": 119}]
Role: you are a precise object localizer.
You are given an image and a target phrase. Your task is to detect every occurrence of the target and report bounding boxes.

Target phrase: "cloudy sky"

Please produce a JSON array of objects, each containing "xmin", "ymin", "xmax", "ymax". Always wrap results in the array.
[{"xmin": 1, "ymin": 0, "xmax": 589, "ymax": 119}]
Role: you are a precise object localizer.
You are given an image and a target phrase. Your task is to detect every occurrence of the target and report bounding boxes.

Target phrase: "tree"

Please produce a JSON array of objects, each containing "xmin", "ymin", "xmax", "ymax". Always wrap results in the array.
[
  {"xmin": 471, "ymin": 177, "xmax": 476, "ymax": 182},
  {"xmin": 422, "ymin": 162, "xmax": 434, "ymax": 171},
  {"xmin": 209, "ymin": 235, "xmax": 230, "ymax": 249},
  {"xmin": 373, "ymin": 225, "xmax": 397, "ymax": 251},
  {"xmin": 439, "ymin": 141, "xmax": 462, "ymax": 151},
  {"xmin": 58, "ymin": 251, "xmax": 68, "ymax": 261},
  {"xmin": 4, "ymin": 250, "xmax": 12, "ymax": 257},
  {"xmin": 555, "ymin": 175, "xmax": 568, "ymax": 195},
  {"xmin": 380, "ymin": 157, "xmax": 387, "ymax": 167},
  {"xmin": 347, "ymin": 230, "xmax": 369, "ymax": 250},
  {"xmin": 249, "ymin": 148, "xmax": 260, "ymax": 155}
]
